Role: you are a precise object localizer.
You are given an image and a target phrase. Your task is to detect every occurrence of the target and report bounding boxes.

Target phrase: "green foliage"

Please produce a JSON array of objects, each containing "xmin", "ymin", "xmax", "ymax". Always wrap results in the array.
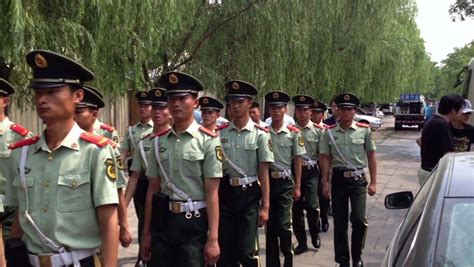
[
  {"xmin": 449, "ymin": 0, "xmax": 474, "ymax": 21},
  {"xmin": 1, "ymin": 0, "xmax": 435, "ymax": 108}
]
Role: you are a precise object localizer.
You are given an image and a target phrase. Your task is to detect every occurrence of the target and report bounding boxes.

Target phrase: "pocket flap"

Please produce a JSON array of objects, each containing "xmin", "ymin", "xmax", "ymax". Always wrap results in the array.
[
  {"xmin": 352, "ymin": 139, "xmax": 365, "ymax": 145},
  {"xmin": 58, "ymin": 173, "xmax": 90, "ymax": 188},
  {"xmin": 183, "ymin": 151, "xmax": 204, "ymax": 161},
  {"xmin": 244, "ymin": 144, "xmax": 258, "ymax": 150},
  {"xmin": 13, "ymin": 176, "xmax": 35, "ymax": 187}
]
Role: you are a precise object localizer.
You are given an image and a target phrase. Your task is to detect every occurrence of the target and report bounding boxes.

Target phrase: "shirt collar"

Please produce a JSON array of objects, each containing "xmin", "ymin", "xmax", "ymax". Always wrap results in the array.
[
  {"xmin": 270, "ymin": 122, "xmax": 290, "ymax": 134},
  {"xmin": 229, "ymin": 119, "xmax": 255, "ymax": 132},
  {"xmin": 33, "ymin": 123, "xmax": 84, "ymax": 153},
  {"xmin": 296, "ymin": 120, "xmax": 313, "ymax": 129},
  {"xmin": 335, "ymin": 121, "xmax": 357, "ymax": 132},
  {"xmin": 170, "ymin": 120, "xmax": 201, "ymax": 138},
  {"xmin": 137, "ymin": 120, "xmax": 154, "ymax": 128},
  {"xmin": 93, "ymin": 119, "xmax": 102, "ymax": 131}
]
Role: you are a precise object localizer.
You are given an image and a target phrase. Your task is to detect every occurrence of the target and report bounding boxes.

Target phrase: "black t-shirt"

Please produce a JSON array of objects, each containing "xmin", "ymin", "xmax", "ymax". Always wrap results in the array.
[
  {"xmin": 323, "ymin": 116, "xmax": 337, "ymax": 126},
  {"xmin": 420, "ymin": 115, "xmax": 454, "ymax": 171},
  {"xmin": 450, "ymin": 123, "xmax": 474, "ymax": 152}
]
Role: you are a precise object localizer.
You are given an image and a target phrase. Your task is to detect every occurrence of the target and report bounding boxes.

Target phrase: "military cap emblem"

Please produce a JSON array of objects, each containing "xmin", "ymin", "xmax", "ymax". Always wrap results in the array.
[
  {"xmin": 34, "ymin": 54, "xmax": 48, "ymax": 68},
  {"xmin": 169, "ymin": 74, "xmax": 179, "ymax": 84},
  {"xmin": 298, "ymin": 136, "xmax": 304, "ymax": 147},
  {"xmin": 141, "ymin": 92, "xmax": 147, "ymax": 97},
  {"xmin": 155, "ymin": 90, "xmax": 161, "ymax": 97},
  {"xmin": 202, "ymin": 97, "xmax": 209, "ymax": 104},
  {"xmin": 273, "ymin": 92, "xmax": 279, "ymax": 99},
  {"xmin": 215, "ymin": 146, "xmax": 223, "ymax": 161},
  {"xmin": 232, "ymin": 82, "xmax": 240, "ymax": 90},
  {"xmin": 314, "ymin": 102, "xmax": 319, "ymax": 107},
  {"xmin": 300, "ymin": 96, "xmax": 306, "ymax": 102},
  {"xmin": 344, "ymin": 94, "xmax": 350, "ymax": 101},
  {"xmin": 105, "ymin": 158, "xmax": 117, "ymax": 181}
]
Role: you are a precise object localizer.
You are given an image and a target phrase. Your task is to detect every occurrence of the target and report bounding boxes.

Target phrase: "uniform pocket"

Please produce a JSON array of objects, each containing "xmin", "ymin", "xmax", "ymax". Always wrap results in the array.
[
  {"xmin": 12, "ymin": 176, "xmax": 35, "ymax": 203},
  {"xmin": 351, "ymin": 139, "xmax": 365, "ymax": 154},
  {"xmin": 182, "ymin": 152, "xmax": 204, "ymax": 177},
  {"xmin": 57, "ymin": 172, "xmax": 92, "ymax": 212}
]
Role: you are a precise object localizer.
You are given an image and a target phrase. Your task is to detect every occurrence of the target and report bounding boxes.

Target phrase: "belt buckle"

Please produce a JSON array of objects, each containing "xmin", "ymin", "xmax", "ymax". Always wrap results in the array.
[
  {"xmin": 38, "ymin": 255, "xmax": 52, "ymax": 267},
  {"xmin": 230, "ymin": 178, "xmax": 240, "ymax": 186},
  {"xmin": 271, "ymin": 171, "xmax": 282, "ymax": 179},
  {"xmin": 343, "ymin": 171, "xmax": 352, "ymax": 178},
  {"xmin": 171, "ymin": 202, "xmax": 181, "ymax": 213}
]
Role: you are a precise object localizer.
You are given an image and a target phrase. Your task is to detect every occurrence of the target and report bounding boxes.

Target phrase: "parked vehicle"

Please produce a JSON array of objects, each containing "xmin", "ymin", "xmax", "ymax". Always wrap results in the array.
[
  {"xmin": 380, "ymin": 103, "xmax": 393, "ymax": 115},
  {"xmin": 455, "ymin": 57, "xmax": 474, "ymax": 125},
  {"xmin": 383, "ymin": 152, "xmax": 474, "ymax": 266},
  {"xmin": 394, "ymin": 93, "xmax": 425, "ymax": 130},
  {"xmin": 354, "ymin": 108, "xmax": 383, "ymax": 130}
]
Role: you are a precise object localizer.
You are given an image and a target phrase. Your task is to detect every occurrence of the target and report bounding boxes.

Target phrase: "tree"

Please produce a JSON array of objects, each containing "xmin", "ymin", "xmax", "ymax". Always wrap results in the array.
[{"xmin": 449, "ymin": 0, "xmax": 474, "ymax": 21}]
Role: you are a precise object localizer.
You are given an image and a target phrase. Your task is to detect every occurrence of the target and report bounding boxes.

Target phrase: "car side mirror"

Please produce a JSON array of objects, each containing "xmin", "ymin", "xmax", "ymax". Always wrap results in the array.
[{"xmin": 385, "ymin": 191, "xmax": 414, "ymax": 209}]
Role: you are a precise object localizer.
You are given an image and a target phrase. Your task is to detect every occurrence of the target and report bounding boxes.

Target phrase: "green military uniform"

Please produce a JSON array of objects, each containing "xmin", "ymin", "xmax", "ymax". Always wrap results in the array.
[
  {"xmin": 319, "ymin": 93, "xmax": 376, "ymax": 267},
  {"xmin": 4, "ymin": 50, "xmax": 119, "ymax": 267},
  {"xmin": 266, "ymin": 91, "xmax": 306, "ymax": 267},
  {"xmin": 291, "ymin": 95, "xmax": 323, "ymax": 254},
  {"xmin": 217, "ymin": 80, "xmax": 274, "ymax": 267},
  {"xmin": 94, "ymin": 119, "xmax": 119, "ymax": 143},
  {"xmin": 145, "ymin": 72, "xmax": 222, "ymax": 267}
]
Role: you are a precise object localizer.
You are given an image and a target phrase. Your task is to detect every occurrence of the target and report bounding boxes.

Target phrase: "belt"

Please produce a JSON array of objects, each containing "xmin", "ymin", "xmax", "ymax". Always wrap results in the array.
[
  {"xmin": 303, "ymin": 159, "xmax": 317, "ymax": 168},
  {"xmin": 270, "ymin": 170, "xmax": 292, "ymax": 179},
  {"xmin": 28, "ymin": 249, "xmax": 96, "ymax": 267},
  {"xmin": 333, "ymin": 168, "xmax": 364, "ymax": 180},
  {"xmin": 229, "ymin": 176, "xmax": 258, "ymax": 189},
  {"xmin": 169, "ymin": 200, "xmax": 206, "ymax": 219}
]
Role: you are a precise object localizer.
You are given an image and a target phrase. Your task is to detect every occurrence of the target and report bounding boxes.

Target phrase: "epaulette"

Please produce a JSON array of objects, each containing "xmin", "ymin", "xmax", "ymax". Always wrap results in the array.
[
  {"xmin": 140, "ymin": 133, "xmax": 153, "ymax": 141},
  {"xmin": 10, "ymin": 123, "xmax": 30, "ymax": 137},
  {"xmin": 100, "ymin": 123, "xmax": 115, "ymax": 133},
  {"xmin": 356, "ymin": 122, "xmax": 370, "ymax": 128},
  {"xmin": 326, "ymin": 124, "xmax": 336, "ymax": 129},
  {"xmin": 199, "ymin": 126, "xmax": 218, "ymax": 137},
  {"xmin": 313, "ymin": 123, "xmax": 324, "ymax": 129},
  {"xmin": 287, "ymin": 124, "xmax": 300, "ymax": 133},
  {"xmin": 322, "ymin": 123, "xmax": 329, "ymax": 129},
  {"xmin": 80, "ymin": 132, "xmax": 108, "ymax": 147},
  {"xmin": 8, "ymin": 136, "xmax": 40, "ymax": 149},
  {"xmin": 215, "ymin": 122, "xmax": 230, "ymax": 131},
  {"xmin": 255, "ymin": 124, "xmax": 270, "ymax": 133},
  {"xmin": 106, "ymin": 139, "xmax": 118, "ymax": 149},
  {"xmin": 150, "ymin": 128, "xmax": 171, "ymax": 139}
]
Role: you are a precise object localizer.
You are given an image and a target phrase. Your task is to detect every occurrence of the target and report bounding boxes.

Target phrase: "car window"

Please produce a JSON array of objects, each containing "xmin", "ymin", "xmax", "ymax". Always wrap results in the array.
[{"xmin": 435, "ymin": 199, "xmax": 474, "ymax": 267}]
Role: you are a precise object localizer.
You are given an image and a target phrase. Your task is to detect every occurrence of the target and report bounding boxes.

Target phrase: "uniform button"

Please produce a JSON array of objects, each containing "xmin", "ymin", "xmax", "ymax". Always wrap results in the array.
[
  {"xmin": 71, "ymin": 181, "xmax": 77, "ymax": 188},
  {"xmin": 237, "ymin": 134, "xmax": 240, "ymax": 137},
  {"xmin": 177, "ymin": 139, "xmax": 181, "ymax": 142},
  {"xmin": 236, "ymin": 145, "xmax": 240, "ymax": 149},
  {"xmin": 43, "ymin": 208, "xmax": 48, "ymax": 213},
  {"xmin": 48, "ymin": 155, "xmax": 53, "ymax": 161},
  {"xmin": 44, "ymin": 181, "xmax": 50, "ymax": 187}
]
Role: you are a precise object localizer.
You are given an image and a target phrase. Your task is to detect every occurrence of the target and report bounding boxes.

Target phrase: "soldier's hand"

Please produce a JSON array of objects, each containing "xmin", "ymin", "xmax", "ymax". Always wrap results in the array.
[
  {"xmin": 119, "ymin": 226, "xmax": 133, "ymax": 247},
  {"xmin": 258, "ymin": 206, "xmax": 269, "ymax": 226},
  {"xmin": 293, "ymin": 186, "xmax": 301, "ymax": 201},
  {"xmin": 141, "ymin": 232, "xmax": 152, "ymax": 261},
  {"xmin": 204, "ymin": 239, "xmax": 220, "ymax": 265},
  {"xmin": 368, "ymin": 183, "xmax": 376, "ymax": 196},
  {"xmin": 322, "ymin": 183, "xmax": 330, "ymax": 199}
]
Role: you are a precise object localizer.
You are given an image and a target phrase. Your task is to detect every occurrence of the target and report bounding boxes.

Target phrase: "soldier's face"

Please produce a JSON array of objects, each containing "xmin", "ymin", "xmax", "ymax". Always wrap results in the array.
[
  {"xmin": 311, "ymin": 110, "xmax": 323, "ymax": 123},
  {"xmin": 152, "ymin": 106, "xmax": 171, "ymax": 127},
  {"xmin": 0, "ymin": 96, "xmax": 9, "ymax": 112},
  {"xmin": 139, "ymin": 103, "xmax": 152, "ymax": 119},
  {"xmin": 74, "ymin": 107, "xmax": 97, "ymax": 130},
  {"xmin": 167, "ymin": 94, "xmax": 198, "ymax": 121},
  {"xmin": 33, "ymin": 85, "xmax": 83, "ymax": 122},
  {"xmin": 295, "ymin": 107, "xmax": 311, "ymax": 122},
  {"xmin": 249, "ymin": 107, "xmax": 261, "ymax": 123},
  {"xmin": 201, "ymin": 110, "xmax": 219, "ymax": 128},
  {"xmin": 229, "ymin": 98, "xmax": 251, "ymax": 119},
  {"xmin": 269, "ymin": 105, "xmax": 287, "ymax": 122},
  {"xmin": 338, "ymin": 106, "xmax": 356, "ymax": 121}
]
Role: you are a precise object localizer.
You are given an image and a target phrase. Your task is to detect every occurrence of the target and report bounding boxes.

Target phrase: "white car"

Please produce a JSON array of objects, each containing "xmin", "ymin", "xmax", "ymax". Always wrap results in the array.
[{"xmin": 354, "ymin": 114, "xmax": 383, "ymax": 130}]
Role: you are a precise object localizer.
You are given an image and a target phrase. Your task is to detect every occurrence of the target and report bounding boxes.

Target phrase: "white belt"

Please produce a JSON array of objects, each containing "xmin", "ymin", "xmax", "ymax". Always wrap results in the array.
[
  {"xmin": 270, "ymin": 170, "xmax": 292, "ymax": 179},
  {"xmin": 28, "ymin": 249, "xmax": 96, "ymax": 267},
  {"xmin": 169, "ymin": 200, "xmax": 207, "ymax": 219},
  {"xmin": 229, "ymin": 176, "xmax": 258, "ymax": 189},
  {"xmin": 303, "ymin": 159, "xmax": 317, "ymax": 168}
]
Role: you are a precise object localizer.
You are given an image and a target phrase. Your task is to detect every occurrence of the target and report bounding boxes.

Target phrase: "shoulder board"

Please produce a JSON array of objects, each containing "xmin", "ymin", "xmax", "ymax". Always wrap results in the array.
[
  {"xmin": 326, "ymin": 124, "xmax": 336, "ymax": 129},
  {"xmin": 215, "ymin": 122, "xmax": 230, "ymax": 131},
  {"xmin": 140, "ymin": 133, "xmax": 153, "ymax": 141},
  {"xmin": 106, "ymin": 138, "xmax": 118, "ymax": 149},
  {"xmin": 10, "ymin": 123, "xmax": 30, "ymax": 137},
  {"xmin": 150, "ymin": 128, "xmax": 171, "ymax": 139},
  {"xmin": 199, "ymin": 126, "xmax": 218, "ymax": 137},
  {"xmin": 8, "ymin": 136, "xmax": 40, "ymax": 150},
  {"xmin": 287, "ymin": 125, "xmax": 300, "ymax": 133},
  {"xmin": 80, "ymin": 132, "xmax": 108, "ymax": 147},
  {"xmin": 356, "ymin": 122, "xmax": 370, "ymax": 128},
  {"xmin": 100, "ymin": 123, "xmax": 115, "ymax": 132},
  {"xmin": 313, "ymin": 123, "xmax": 324, "ymax": 129},
  {"xmin": 322, "ymin": 123, "xmax": 329, "ymax": 129},
  {"xmin": 255, "ymin": 124, "xmax": 270, "ymax": 132}
]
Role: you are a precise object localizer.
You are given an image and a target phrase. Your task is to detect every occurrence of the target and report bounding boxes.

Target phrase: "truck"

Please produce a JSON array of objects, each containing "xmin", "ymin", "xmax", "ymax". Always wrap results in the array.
[
  {"xmin": 455, "ymin": 58, "xmax": 474, "ymax": 125},
  {"xmin": 394, "ymin": 93, "xmax": 425, "ymax": 130}
]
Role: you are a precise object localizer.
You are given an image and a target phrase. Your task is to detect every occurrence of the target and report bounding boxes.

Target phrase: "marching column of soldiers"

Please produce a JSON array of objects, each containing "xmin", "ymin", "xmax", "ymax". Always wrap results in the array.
[{"xmin": 0, "ymin": 49, "xmax": 377, "ymax": 267}]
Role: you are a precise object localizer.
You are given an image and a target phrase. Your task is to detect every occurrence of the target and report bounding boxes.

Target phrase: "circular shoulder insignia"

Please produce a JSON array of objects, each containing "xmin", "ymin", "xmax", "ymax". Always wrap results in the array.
[
  {"xmin": 141, "ymin": 92, "xmax": 147, "ymax": 97},
  {"xmin": 273, "ymin": 92, "xmax": 279, "ymax": 99},
  {"xmin": 202, "ymin": 97, "xmax": 209, "ymax": 104},
  {"xmin": 155, "ymin": 90, "xmax": 161, "ymax": 97},
  {"xmin": 300, "ymin": 96, "xmax": 305, "ymax": 102},
  {"xmin": 215, "ymin": 146, "xmax": 223, "ymax": 161},
  {"xmin": 298, "ymin": 136, "xmax": 304, "ymax": 147},
  {"xmin": 105, "ymin": 158, "xmax": 117, "ymax": 181},
  {"xmin": 232, "ymin": 82, "xmax": 240, "ymax": 90},
  {"xmin": 344, "ymin": 94, "xmax": 350, "ymax": 101},
  {"xmin": 34, "ymin": 54, "xmax": 48, "ymax": 68},
  {"xmin": 169, "ymin": 74, "xmax": 179, "ymax": 84}
]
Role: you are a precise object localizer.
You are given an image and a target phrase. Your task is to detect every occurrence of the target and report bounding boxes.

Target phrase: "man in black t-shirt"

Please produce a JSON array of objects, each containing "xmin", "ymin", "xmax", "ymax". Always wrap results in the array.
[
  {"xmin": 418, "ymin": 94, "xmax": 465, "ymax": 185},
  {"xmin": 451, "ymin": 99, "xmax": 473, "ymax": 152}
]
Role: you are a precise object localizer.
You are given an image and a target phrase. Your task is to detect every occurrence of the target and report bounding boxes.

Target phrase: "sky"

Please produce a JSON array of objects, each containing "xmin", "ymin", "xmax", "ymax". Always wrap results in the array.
[{"xmin": 416, "ymin": 0, "xmax": 474, "ymax": 63}]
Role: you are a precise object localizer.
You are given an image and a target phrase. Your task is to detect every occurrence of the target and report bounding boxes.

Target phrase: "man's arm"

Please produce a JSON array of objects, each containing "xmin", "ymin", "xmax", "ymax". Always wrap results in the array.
[
  {"xmin": 258, "ymin": 162, "xmax": 271, "ymax": 226},
  {"xmin": 367, "ymin": 151, "xmax": 377, "ymax": 196},
  {"xmin": 319, "ymin": 153, "xmax": 331, "ymax": 198},
  {"xmin": 124, "ymin": 171, "xmax": 140, "ymax": 207},
  {"xmin": 204, "ymin": 178, "xmax": 220, "ymax": 265},
  {"xmin": 10, "ymin": 211, "xmax": 23, "ymax": 239},
  {"xmin": 117, "ymin": 188, "xmax": 132, "ymax": 247},
  {"xmin": 293, "ymin": 156, "xmax": 303, "ymax": 200},
  {"xmin": 97, "ymin": 204, "xmax": 119, "ymax": 267},
  {"xmin": 141, "ymin": 178, "xmax": 161, "ymax": 261}
]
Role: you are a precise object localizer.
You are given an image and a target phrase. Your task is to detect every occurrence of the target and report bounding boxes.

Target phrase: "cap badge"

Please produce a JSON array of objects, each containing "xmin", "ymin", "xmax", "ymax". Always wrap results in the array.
[
  {"xmin": 141, "ymin": 92, "xmax": 147, "ymax": 98},
  {"xmin": 169, "ymin": 74, "xmax": 179, "ymax": 84},
  {"xmin": 155, "ymin": 90, "xmax": 161, "ymax": 97},
  {"xmin": 232, "ymin": 82, "xmax": 239, "ymax": 90},
  {"xmin": 273, "ymin": 92, "xmax": 279, "ymax": 99},
  {"xmin": 344, "ymin": 94, "xmax": 350, "ymax": 101},
  {"xmin": 300, "ymin": 96, "xmax": 305, "ymax": 102},
  {"xmin": 314, "ymin": 102, "xmax": 319, "ymax": 107},
  {"xmin": 34, "ymin": 54, "xmax": 48, "ymax": 68},
  {"xmin": 202, "ymin": 98, "xmax": 209, "ymax": 104}
]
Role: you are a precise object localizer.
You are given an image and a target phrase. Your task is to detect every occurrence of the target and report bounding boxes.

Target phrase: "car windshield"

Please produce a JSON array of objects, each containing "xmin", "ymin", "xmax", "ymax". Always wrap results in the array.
[{"xmin": 435, "ymin": 199, "xmax": 474, "ymax": 267}]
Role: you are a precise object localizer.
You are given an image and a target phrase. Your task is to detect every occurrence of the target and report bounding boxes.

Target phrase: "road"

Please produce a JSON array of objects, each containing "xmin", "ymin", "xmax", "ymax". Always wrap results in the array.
[{"xmin": 118, "ymin": 116, "xmax": 423, "ymax": 266}]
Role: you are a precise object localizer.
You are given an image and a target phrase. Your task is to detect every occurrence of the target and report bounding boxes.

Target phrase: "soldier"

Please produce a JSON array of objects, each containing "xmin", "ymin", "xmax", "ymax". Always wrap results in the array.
[
  {"xmin": 217, "ymin": 81, "xmax": 273, "ymax": 267},
  {"xmin": 126, "ymin": 87, "xmax": 171, "ymax": 267},
  {"xmin": 249, "ymin": 102, "xmax": 268, "ymax": 127},
  {"xmin": 5, "ymin": 50, "xmax": 119, "ymax": 266},
  {"xmin": 310, "ymin": 101, "xmax": 331, "ymax": 233},
  {"xmin": 265, "ymin": 91, "xmax": 305, "ymax": 267},
  {"xmin": 73, "ymin": 85, "xmax": 131, "ymax": 248},
  {"xmin": 0, "ymin": 79, "xmax": 33, "ymax": 265},
  {"xmin": 93, "ymin": 114, "xmax": 120, "ymax": 143},
  {"xmin": 319, "ymin": 93, "xmax": 377, "ymax": 267},
  {"xmin": 142, "ymin": 72, "xmax": 222, "ymax": 266},
  {"xmin": 199, "ymin": 96, "xmax": 224, "ymax": 131},
  {"xmin": 291, "ymin": 95, "xmax": 323, "ymax": 255}
]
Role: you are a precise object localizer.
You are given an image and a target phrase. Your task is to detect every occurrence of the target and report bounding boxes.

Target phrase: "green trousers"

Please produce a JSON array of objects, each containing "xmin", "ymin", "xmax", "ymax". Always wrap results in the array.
[
  {"xmin": 331, "ymin": 169, "xmax": 368, "ymax": 265},
  {"xmin": 266, "ymin": 177, "xmax": 294, "ymax": 267},
  {"xmin": 217, "ymin": 178, "xmax": 260, "ymax": 267},
  {"xmin": 292, "ymin": 166, "xmax": 320, "ymax": 247}
]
